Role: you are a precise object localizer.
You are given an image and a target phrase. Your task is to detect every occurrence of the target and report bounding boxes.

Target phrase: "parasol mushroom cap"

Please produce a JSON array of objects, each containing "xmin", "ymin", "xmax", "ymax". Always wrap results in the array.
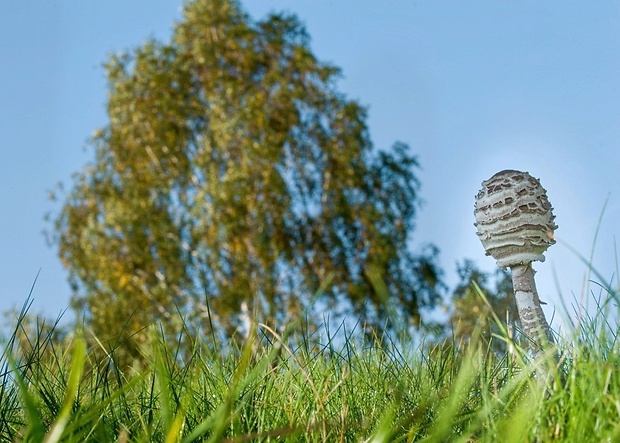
[{"xmin": 474, "ymin": 169, "xmax": 558, "ymax": 269}]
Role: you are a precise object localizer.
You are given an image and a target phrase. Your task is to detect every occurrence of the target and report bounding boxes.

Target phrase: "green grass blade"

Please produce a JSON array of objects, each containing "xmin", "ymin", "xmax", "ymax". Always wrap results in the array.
[
  {"xmin": 7, "ymin": 351, "xmax": 46, "ymax": 442},
  {"xmin": 42, "ymin": 333, "xmax": 86, "ymax": 443}
]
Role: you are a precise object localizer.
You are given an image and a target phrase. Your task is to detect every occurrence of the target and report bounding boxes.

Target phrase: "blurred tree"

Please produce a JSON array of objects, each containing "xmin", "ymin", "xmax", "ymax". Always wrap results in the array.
[
  {"xmin": 49, "ymin": 0, "xmax": 441, "ymax": 359},
  {"xmin": 450, "ymin": 260, "xmax": 519, "ymax": 353},
  {"xmin": 2, "ymin": 300, "xmax": 69, "ymax": 365}
]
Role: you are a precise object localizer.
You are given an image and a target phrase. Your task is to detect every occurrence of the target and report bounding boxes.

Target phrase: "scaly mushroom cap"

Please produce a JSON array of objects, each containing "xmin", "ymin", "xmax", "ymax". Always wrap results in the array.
[{"xmin": 474, "ymin": 170, "xmax": 557, "ymax": 269}]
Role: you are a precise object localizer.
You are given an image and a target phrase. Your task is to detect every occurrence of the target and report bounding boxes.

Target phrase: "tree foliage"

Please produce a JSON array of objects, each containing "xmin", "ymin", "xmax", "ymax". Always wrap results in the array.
[
  {"xmin": 450, "ymin": 260, "xmax": 519, "ymax": 353},
  {"xmin": 50, "ymin": 0, "xmax": 441, "ymax": 357}
]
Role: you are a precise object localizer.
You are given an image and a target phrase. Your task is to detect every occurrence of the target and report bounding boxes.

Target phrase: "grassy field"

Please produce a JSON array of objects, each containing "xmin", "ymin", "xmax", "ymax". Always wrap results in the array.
[{"xmin": 2, "ymin": 281, "xmax": 620, "ymax": 442}]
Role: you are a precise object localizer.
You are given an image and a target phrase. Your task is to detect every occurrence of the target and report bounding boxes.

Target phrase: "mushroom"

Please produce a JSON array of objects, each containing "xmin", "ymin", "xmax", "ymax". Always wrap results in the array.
[{"xmin": 474, "ymin": 170, "xmax": 557, "ymax": 360}]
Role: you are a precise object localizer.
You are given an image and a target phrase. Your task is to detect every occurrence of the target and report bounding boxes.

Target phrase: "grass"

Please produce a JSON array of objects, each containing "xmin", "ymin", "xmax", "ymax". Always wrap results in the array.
[{"xmin": 2, "ymin": 279, "xmax": 620, "ymax": 442}]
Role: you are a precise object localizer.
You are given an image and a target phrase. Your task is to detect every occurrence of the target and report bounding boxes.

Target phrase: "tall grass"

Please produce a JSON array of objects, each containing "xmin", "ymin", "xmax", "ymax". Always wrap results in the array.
[{"xmin": 2, "ymin": 278, "xmax": 620, "ymax": 442}]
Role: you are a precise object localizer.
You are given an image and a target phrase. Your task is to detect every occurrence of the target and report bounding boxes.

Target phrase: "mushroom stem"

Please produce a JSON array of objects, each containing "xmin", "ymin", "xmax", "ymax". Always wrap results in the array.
[{"xmin": 510, "ymin": 263, "xmax": 553, "ymax": 359}]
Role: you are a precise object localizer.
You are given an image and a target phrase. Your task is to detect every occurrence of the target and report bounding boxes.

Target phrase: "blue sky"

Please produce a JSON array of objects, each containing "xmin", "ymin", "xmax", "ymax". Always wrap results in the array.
[{"xmin": 1, "ymin": 1, "xmax": 619, "ymax": 331}]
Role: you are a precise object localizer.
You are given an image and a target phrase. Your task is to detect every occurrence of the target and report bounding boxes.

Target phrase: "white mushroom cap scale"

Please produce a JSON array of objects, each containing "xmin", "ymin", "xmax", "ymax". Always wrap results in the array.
[{"xmin": 474, "ymin": 170, "xmax": 557, "ymax": 269}]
